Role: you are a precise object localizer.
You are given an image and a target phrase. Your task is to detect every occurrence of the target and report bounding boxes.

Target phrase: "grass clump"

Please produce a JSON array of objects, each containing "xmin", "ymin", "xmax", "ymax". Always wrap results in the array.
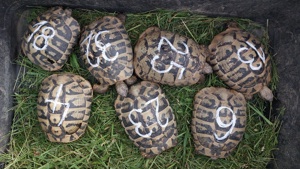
[{"xmin": 1, "ymin": 8, "xmax": 282, "ymax": 169}]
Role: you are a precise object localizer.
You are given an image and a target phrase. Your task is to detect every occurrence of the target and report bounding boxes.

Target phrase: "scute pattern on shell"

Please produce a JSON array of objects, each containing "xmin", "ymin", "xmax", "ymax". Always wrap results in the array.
[
  {"xmin": 192, "ymin": 87, "xmax": 246, "ymax": 159},
  {"xmin": 114, "ymin": 81, "xmax": 177, "ymax": 158},
  {"xmin": 134, "ymin": 27, "xmax": 208, "ymax": 86},
  {"xmin": 21, "ymin": 6, "xmax": 80, "ymax": 71},
  {"xmin": 37, "ymin": 73, "xmax": 93, "ymax": 143},
  {"xmin": 79, "ymin": 16, "xmax": 133, "ymax": 87},
  {"xmin": 208, "ymin": 28, "xmax": 272, "ymax": 100}
]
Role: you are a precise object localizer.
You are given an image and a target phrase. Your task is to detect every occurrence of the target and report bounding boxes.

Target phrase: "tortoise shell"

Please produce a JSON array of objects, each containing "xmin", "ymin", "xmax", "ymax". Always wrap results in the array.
[
  {"xmin": 21, "ymin": 6, "xmax": 80, "ymax": 71},
  {"xmin": 37, "ymin": 73, "xmax": 93, "ymax": 143},
  {"xmin": 114, "ymin": 81, "xmax": 178, "ymax": 158},
  {"xmin": 191, "ymin": 87, "xmax": 247, "ymax": 159},
  {"xmin": 134, "ymin": 27, "xmax": 212, "ymax": 86},
  {"xmin": 207, "ymin": 27, "xmax": 273, "ymax": 101},
  {"xmin": 79, "ymin": 16, "xmax": 133, "ymax": 93}
]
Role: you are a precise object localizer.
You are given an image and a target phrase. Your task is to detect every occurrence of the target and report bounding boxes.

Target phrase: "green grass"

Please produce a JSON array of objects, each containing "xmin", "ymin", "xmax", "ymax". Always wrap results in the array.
[{"xmin": 1, "ymin": 8, "xmax": 283, "ymax": 168}]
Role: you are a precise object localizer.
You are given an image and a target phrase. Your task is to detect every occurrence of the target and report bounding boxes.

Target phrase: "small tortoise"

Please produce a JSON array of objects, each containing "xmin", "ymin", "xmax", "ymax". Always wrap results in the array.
[
  {"xmin": 207, "ymin": 24, "xmax": 273, "ymax": 101},
  {"xmin": 80, "ymin": 15, "xmax": 134, "ymax": 96},
  {"xmin": 134, "ymin": 27, "xmax": 212, "ymax": 86},
  {"xmin": 37, "ymin": 73, "xmax": 93, "ymax": 143},
  {"xmin": 191, "ymin": 87, "xmax": 247, "ymax": 159},
  {"xmin": 21, "ymin": 6, "xmax": 80, "ymax": 71},
  {"xmin": 114, "ymin": 81, "xmax": 178, "ymax": 158}
]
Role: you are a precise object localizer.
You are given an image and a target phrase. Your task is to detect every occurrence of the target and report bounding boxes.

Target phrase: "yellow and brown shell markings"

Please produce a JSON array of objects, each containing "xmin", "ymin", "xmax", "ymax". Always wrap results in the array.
[
  {"xmin": 37, "ymin": 73, "xmax": 93, "ymax": 143},
  {"xmin": 80, "ymin": 16, "xmax": 134, "ymax": 96},
  {"xmin": 192, "ymin": 87, "xmax": 247, "ymax": 159},
  {"xmin": 114, "ymin": 81, "xmax": 178, "ymax": 158},
  {"xmin": 21, "ymin": 6, "xmax": 80, "ymax": 71},
  {"xmin": 134, "ymin": 26, "xmax": 212, "ymax": 86},
  {"xmin": 208, "ymin": 26, "xmax": 273, "ymax": 101}
]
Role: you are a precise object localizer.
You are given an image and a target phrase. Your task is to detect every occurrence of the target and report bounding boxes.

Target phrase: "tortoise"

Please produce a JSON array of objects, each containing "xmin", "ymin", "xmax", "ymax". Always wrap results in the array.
[
  {"xmin": 114, "ymin": 81, "xmax": 178, "ymax": 158},
  {"xmin": 207, "ymin": 24, "xmax": 273, "ymax": 101},
  {"xmin": 134, "ymin": 26, "xmax": 212, "ymax": 86},
  {"xmin": 37, "ymin": 73, "xmax": 93, "ymax": 143},
  {"xmin": 21, "ymin": 6, "xmax": 80, "ymax": 71},
  {"xmin": 191, "ymin": 87, "xmax": 247, "ymax": 159},
  {"xmin": 79, "ymin": 15, "xmax": 134, "ymax": 97}
]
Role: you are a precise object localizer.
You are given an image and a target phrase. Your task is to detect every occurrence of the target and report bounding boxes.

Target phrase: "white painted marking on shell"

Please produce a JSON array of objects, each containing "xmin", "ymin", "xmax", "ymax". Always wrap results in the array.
[
  {"xmin": 157, "ymin": 37, "xmax": 189, "ymax": 55},
  {"xmin": 129, "ymin": 109, "xmax": 153, "ymax": 138},
  {"xmin": 45, "ymin": 84, "xmax": 70, "ymax": 126},
  {"xmin": 27, "ymin": 21, "xmax": 48, "ymax": 42},
  {"xmin": 81, "ymin": 30, "xmax": 119, "ymax": 68},
  {"xmin": 237, "ymin": 41, "xmax": 266, "ymax": 71},
  {"xmin": 81, "ymin": 32, "xmax": 98, "ymax": 67},
  {"xmin": 27, "ymin": 21, "xmax": 55, "ymax": 51},
  {"xmin": 213, "ymin": 106, "xmax": 236, "ymax": 141},
  {"xmin": 128, "ymin": 97, "xmax": 169, "ymax": 138},
  {"xmin": 151, "ymin": 37, "xmax": 188, "ymax": 79},
  {"xmin": 95, "ymin": 30, "xmax": 119, "ymax": 61}
]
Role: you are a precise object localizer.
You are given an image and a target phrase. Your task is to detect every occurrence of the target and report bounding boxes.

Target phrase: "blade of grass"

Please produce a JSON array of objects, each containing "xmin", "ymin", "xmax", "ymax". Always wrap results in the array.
[{"xmin": 248, "ymin": 103, "xmax": 273, "ymax": 125}]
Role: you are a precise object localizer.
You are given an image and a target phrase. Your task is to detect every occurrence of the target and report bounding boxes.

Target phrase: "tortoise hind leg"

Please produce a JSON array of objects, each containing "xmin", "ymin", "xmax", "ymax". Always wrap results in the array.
[
  {"xmin": 115, "ymin": 81, "xmax": 128, "ymax": 97},
  {"xmin": 202, "ymin": 63, "xmax": 213, "ymax": 74},
  {"xmin": 197, "ymin": 74, "xmax": 206, "ymax": 84},
  {"xmin": 198, "ymin": 63, "xmax": 212, "ymax": 84},
  {"xmin": 93, "ymin": 83, "xmax": 110, "ymax": 94},
  {"xmin": 125, "ymin": 75, "xmax": 138, "ymax": 86},
  {"xmin": 259, "ymin": 86, "xmax": 273, "ymax": 102}
]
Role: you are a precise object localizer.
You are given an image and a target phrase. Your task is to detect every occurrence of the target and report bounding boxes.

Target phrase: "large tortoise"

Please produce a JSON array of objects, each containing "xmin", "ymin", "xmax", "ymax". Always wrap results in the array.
[
  {"xmin": 207, "ymin": 24, "xmax": 273, "ymax": 101},
  {"xmin": 114, "ymin": 81, "xmax": 178, "ymax": 158},
  {"xmin": 21, "ymin": 6, "xmax": 80, "ymax": 71},
  {"xmin": 80, "ymin": 15, "xmax": 134, "ymax": 96},
  {"xmin": 37, "ymin": 73, "xmax": 93, "ymax": 143},
  {"xmin": 134, "ymin": 27, "xmax": 212, "ymax": 86},
  {"xmin": 192, "ymin": 87, "xmax": 247, "ymax": 159}
]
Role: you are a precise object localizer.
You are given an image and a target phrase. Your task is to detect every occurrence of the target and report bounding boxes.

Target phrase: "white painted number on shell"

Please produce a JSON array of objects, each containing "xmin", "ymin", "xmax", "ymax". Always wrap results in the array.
[
  {"xmin": 151, "ymin": 37, "xmax": 188, "ymax": 79},
  {"xmin": 237, "ymin": 41, "xmax": 266, "ymax": 70},
  {"xmin": 27, "ymin": 21, "xmax": 55, "ymax": 50},
  {"xmin": 128, "ymin": 97, "xmax": 169, "ymax": 138},
  {"xmin": 214, "ymin": 106, "xmax": 236, "ymax": 141},
  {"xmin": 45, "ymin": 84, "xmax": 70, "ymax": 126},
  {"xmin": 81, "ymin": 30, "xmax": 119, "ymax": 67}
]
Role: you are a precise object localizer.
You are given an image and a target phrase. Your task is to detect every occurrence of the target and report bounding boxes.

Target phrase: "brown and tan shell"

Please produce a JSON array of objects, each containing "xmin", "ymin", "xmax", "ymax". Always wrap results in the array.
[
  {"xmin": 79, "ymin": 16, "xmax": 133, "ymax": 96},
  {"xmin": 37, "ymin": 73, "xmax": 93, "ymax": 143},
  {"xmin": 114, "ymin": 81, "xmax": 178, "ymax": 158},
  {"xmin": 192, "ymin": 87, "xmax": 247, "ymax": 159},
  {"xmin": 21, "ymin": 6, "xmax": 80, "ymax": 71},
  {"xmin": 208, "ymin": 27, "xmax": 273, "ymax": 101},
  {"xmin": 134, "ymin": 27, "xmax": 212, "ymax": 86}
]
